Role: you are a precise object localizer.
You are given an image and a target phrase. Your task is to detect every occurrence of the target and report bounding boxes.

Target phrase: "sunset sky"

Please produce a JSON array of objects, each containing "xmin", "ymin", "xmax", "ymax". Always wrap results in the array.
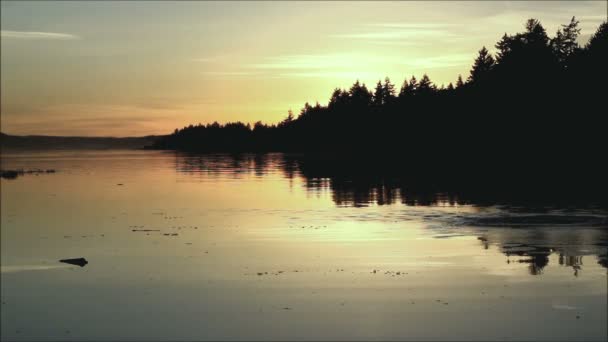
[{"xmin": 1, "ymin": 1, "xmax": 606, "ymax": 137}]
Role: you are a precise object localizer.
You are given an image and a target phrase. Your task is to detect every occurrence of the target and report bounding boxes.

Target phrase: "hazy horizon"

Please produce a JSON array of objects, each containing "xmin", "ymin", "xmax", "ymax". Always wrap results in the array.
[{"xmin": 1, "ymin": 1, "xmax": 606, "ymax": 137}]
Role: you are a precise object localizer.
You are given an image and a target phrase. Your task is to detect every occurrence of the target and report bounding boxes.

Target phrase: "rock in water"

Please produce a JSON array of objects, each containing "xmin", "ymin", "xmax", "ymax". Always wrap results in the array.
[{"xmin": 59, "ymin": 258, "xmax": 88, "ymax": 267}]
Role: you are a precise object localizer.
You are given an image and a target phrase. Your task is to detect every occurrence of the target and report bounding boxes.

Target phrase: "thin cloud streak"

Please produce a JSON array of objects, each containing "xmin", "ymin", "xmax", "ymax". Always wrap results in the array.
[
  {"xmin": 191, "ymin": 56, "xmax": 226, "ymax": 63},
  {"xmin": 1, "ymin": 30, "xmax": 80, "ymax": 40},
  {"xmin": 330, "ymin": 29, "xmax": 452, "ymax": 40},
  {"xmin": 401, "ymin": 53, "xmax": 474, "ymax": 70},
  {"xmin": 249, "ymin": 54, "xmax": 392, "ymax": 70},
  {"xmin": 200, "ymin": 71, "xmax": 260, "ymax": 76},
  {"xmin": 367, "ymin": 23, "xmax": 458, "ymax": 29}
]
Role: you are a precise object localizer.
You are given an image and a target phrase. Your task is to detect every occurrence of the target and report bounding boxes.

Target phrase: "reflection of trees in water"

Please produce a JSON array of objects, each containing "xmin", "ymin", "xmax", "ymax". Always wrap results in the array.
[
  {"xmin": 330, "ymin": 179, "xmax": 404, "ymax": 207},
  {"xmin": 505, "ymin": 247, "xmax": 552, "ymax": 275},
  {"xmin": 292, "ymin": 157, "xmax": 608, "ymax": 209},
  {"xmin": 506, "ymin": 249, "xmax": 588, "ymax": 276},
  {"xmin": 173, "ymin": 152, "xmax": 608, "ymax": 209},
  {"xmin": 483, "ymin": 234, "xmax": 607, "ymax": 275},
  {"xmin": 559, "ymin": 254, "xmax": 583, "ymax": 276},
  {"xmin": 303, "ymin": 177, "xmax": 468, "ymax": 208},
  {"xmin": 597, "ymin": 253, "xmax": 608, "ymax": 269},
  {"xmin": 172, "ymin": 152, "xmax": 608, "ymax": 273},
  {"xmin": 322, "ymin": 178, "xmax": 463, "ymax": 207},
  {"xmin": 173, "ymin": 152, "xmax": 279, "ymax": 178}
]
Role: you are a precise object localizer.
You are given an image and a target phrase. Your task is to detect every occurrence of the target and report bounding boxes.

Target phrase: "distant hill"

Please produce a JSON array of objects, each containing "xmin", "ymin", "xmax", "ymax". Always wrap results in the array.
[{"xmin": 0, "ymin": 132, "xmax": 165, "ymax": 150}]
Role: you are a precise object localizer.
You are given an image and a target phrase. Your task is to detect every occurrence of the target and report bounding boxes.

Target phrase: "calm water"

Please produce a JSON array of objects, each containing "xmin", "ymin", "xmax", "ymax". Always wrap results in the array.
[{"xmin": 1, "ymin": 150, "xmax": 607, "ymax": 341}]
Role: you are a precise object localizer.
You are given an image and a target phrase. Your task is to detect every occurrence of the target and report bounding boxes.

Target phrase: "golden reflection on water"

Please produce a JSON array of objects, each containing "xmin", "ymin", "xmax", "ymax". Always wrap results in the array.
[{"xmin": 1, "ymin": 150, "xmax": 607, "ymax": 341}]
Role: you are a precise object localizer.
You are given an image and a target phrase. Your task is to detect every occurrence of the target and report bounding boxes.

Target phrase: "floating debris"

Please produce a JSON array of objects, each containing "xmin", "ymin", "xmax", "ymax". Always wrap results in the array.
[
  {"xmin": 1, "ymin": 169, "xmax": 57, "ymax": 179},
  {"xmin": 59, "ymin": 257, "xmax": 88, "ymax": 267}
]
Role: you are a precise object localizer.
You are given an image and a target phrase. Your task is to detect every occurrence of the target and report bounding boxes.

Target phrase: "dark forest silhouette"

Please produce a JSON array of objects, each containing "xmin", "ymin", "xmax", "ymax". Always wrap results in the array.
[{"xmin": 151, "ymin": 18, "xmax": 607, "ymax": 193}]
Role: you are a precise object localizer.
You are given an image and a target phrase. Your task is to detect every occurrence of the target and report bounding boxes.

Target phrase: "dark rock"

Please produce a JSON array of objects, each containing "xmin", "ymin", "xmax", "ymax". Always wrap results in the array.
[{"xmin": 59, "ymin": 257, "xmax": 88, "ymax": 267}]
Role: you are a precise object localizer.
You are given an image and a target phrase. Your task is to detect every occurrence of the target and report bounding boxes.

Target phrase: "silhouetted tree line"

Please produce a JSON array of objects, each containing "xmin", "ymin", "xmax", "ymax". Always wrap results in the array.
[{"xmin": 152, "ymin": 18, "xmax": 607, "ymax": 191}]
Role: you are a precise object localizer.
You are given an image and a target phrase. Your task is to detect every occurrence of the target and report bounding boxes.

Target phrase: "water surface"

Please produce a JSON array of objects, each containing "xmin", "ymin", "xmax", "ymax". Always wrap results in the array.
[{"xmin": 1, "ymin": 150, "xmax": 607, "ymax": 341}]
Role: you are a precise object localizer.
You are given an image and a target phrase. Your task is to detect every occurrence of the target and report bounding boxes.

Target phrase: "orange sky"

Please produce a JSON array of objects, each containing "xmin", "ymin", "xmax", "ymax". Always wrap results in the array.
[{"xmin": 1, "ymin": 1, "xmax": 606, "ymax": 136}]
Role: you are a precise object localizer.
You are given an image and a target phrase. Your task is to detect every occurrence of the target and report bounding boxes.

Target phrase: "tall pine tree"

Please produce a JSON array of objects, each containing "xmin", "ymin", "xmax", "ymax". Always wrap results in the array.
[
  {"xmin": 468, "ymin": 46, "xmax": 495, "ymax": 83},
  {"xmin": 551, "ymin": 16, "xmax": 581, "ymax": 66}
]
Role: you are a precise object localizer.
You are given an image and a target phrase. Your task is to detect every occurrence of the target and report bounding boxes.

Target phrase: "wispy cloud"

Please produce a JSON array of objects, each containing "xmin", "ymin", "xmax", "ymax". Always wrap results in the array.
[
  {"xmin": 249, "ymin": 54, "xmax": 390, "ymax": 70},
  {"xmin": 578, "ymin": 14, "xmax": 608, "ymax": 23},
  {"xmin": 240, "ymin": 52, "xmax": 470, "ymax": 79},
  {"xmin": 277, "ymin": 71, "xmax": 384, "ymax": 80},
  {"xmin": 331, "ymin": 22, "xmax": 458, "ymax": 42},
  {"xmin": 367, "ymin": 23, "xmax": 457, "ymax": 29},
  {"xmin": 200, "ymin": 71, "xmax": 260, "ymax": 76},
  {"xmin": 366, "ymin": 40, "xmax": 428, "ymax": 47},
  {"xmin": 401, "ymin": 53, "xmax": 474, "ymax": 70},
  {"xmin": 1, "ymin": 30, "xmax": 80, "ymax": 40},
  {"xmin": 331, "ymin": 29, "xmax": 451, "ymax": 40},
  {"xmin": 191, "ymin": 56, "xmax": 226, "ymax": 63}
]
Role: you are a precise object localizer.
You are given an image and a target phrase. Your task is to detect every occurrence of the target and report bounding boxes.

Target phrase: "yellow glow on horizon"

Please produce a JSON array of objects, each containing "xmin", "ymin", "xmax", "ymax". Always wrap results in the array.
[{"xmin": 1, "ymin": 1, "xmax": 605, "ymax": 136}]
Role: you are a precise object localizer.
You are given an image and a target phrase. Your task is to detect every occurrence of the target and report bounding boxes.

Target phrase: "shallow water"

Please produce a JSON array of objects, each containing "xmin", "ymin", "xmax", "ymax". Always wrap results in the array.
[{"xmin": 1, "ymin": 150, "xmax": 607, "ymax": 341}]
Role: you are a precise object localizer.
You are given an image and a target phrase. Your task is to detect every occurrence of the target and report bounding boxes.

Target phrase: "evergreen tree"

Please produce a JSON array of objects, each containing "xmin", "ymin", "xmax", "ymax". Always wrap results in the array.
[
  {"xmin": 456, "ymin": 75, "xmax": 464, "ymax": 88},
  {"xmin": 582, "ymin": 21, "xmax": 608, "ymax": 83},
  {"xmin": 407, "ymin": 76, "xmax": 418, "ymax": 96},
  {"xmin": 585, "ymin": 21, "xmax": 608, "ymax": 53},
  {"xmin": 551, "ymin": 16, "xmax": 581, "ymax": 66},
  {"xmin": 328, "ymin": 88, "xmax": 343, "ymax": 108},
  {"xmin": 495, "ymin": 33, "xmax": 513, "ymax": 63},
  {"xmin": 468, "ymin": 46, "xmax": 495, "ymax": 83},
  {"xmin": 279, "ymin": 109, "xmax": 294, "ymax": 127},
  {"xmin": 373, "ymin": 80, "xmax": 384, "ymax": 106},
  {"xmin": 349, "ymin": 80, "xmax": 373, "ymax": 107},
  {"xmin": 494, "ymin": 20, "xmax": 552, "ymax": 65},
  {"xmin": 417, "ymin": 74, "xmax": 434, "ymax": 95},
  {"xmin": 253, "ymin": 121, "xmax": 265, "ymax": 131},
  {"xmin": 300, "ymin": 102, "xmax": 313, "ymax": 117},
  {"xmin": 524, "ymin": 19, "xmax": 549, "ymax": 47},
  {"xmin": 398, "ymin": 79, "xmax": 409, "ymax": 98},
  {"xmin": 382, "ymin": 77, "xmax": 396, "ymax": 104}
]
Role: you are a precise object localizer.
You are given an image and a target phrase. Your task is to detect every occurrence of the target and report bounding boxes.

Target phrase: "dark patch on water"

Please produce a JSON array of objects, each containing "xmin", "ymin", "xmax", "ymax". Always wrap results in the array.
[{"xmin": 59, "ymin": 258, "xmax": 88, "ymax": 267}]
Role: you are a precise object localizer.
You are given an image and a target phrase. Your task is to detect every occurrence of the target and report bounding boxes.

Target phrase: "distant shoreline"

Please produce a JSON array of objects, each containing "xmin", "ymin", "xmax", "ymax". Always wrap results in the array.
[{"xmin": 0, "ymin": 132, "xmax": 165, "ymax": 150}]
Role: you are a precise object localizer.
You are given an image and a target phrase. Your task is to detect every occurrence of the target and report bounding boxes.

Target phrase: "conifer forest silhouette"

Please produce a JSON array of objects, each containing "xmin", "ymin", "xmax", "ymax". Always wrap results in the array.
[{"xmin": 152, "ymin": 18, "xmax": 608, "ymax": 199}]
